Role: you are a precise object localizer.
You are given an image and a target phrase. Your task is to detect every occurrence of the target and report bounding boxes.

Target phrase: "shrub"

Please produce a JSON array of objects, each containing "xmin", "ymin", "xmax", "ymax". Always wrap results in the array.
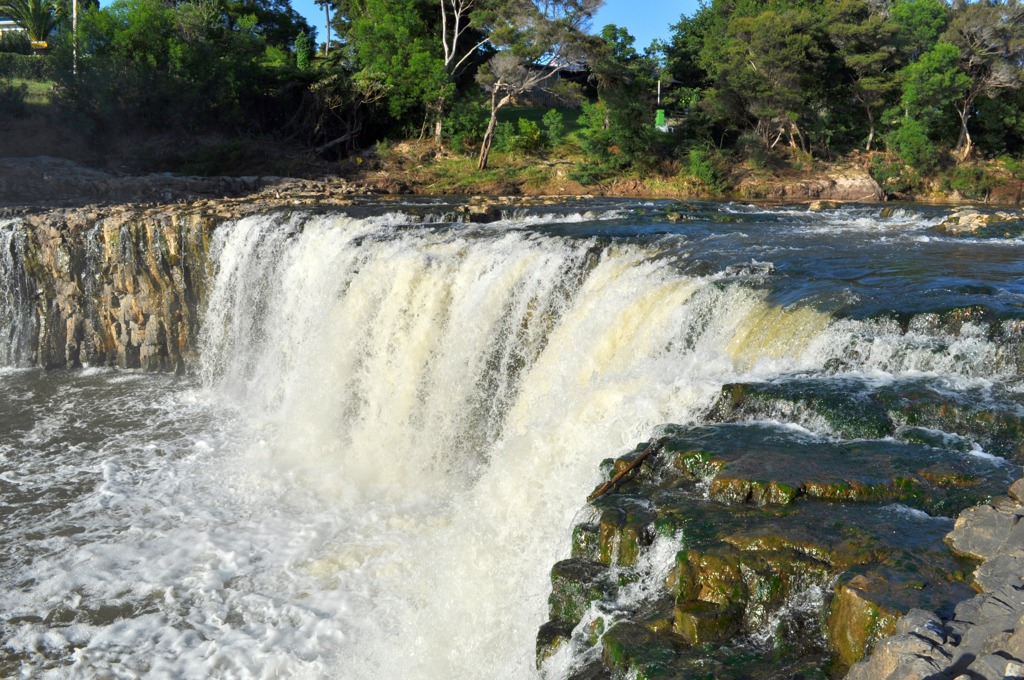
[
  {"xmin": 0, "ymin": 53, "xmax": 53, "ymax": 80},
  {"xmin": 869, "ymin": 155, "xmax": 920, "ymax": 197},
  {"xmin": 442, "ymin": 97, "xmax": 488, "ymax": 155},
  {"xmin": 294, "ymin": 31, "xmax": 311, "ymax": 70},
  {"xmin": 0, "ymin": 31, "xmax": 32, "ymax": 55},
  {"xmin": 0, "ymin": 77, "xmax": 28, "ymax": 118},
  {"xmin": 493, "ymin": 118, "xmax": 544, "ymax": 155},
  {"xmin": 542, "ymin": 108, "xmax": 564, "ymax": 148},
  {"xmin": 891, "ymin": 118, "xmax": 939, "ymax": 172},
  {"xmin": 687, "ymin": 147, "xmax": 729, "ymax": 193},
  {"xmin": 948, "ymin": 165, "xmax": 1001, "ymax": 200}
]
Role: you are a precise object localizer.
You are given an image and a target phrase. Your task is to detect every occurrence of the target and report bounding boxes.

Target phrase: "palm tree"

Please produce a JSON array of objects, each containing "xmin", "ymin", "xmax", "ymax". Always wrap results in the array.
[{"xmin": 0, "ymin": 0, "xmax": 65, "ymax": 43}]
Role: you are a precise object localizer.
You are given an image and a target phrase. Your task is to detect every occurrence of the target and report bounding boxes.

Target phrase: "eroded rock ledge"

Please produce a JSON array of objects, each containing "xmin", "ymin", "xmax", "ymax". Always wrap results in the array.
[
  {"xmin": 538, "ymin": 370, "xmax": 1024, "ymax": 678},
  {"xmin": 848, "ymin": 479, "xmax": 1024, "ymax": 680}
]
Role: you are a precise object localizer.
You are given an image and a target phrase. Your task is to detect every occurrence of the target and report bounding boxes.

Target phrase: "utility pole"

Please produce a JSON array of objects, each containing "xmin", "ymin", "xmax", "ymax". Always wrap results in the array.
[
  {"xmin": 72, "ymin": 0, "xmax": 77, "ymax": 75},
  {"xmin": 324, "ymin": 2, "xmax": 330, "ymax": 55}
]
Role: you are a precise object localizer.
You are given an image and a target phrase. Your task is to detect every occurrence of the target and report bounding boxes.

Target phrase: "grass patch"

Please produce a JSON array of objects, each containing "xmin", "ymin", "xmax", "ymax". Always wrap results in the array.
[
  {"xmin": 497, "ymin": 106, "xmax": 583, "ymax": 136},
  {"xmin": 11, "ymin": 78, "xmax": 54, "ymax": 105}
]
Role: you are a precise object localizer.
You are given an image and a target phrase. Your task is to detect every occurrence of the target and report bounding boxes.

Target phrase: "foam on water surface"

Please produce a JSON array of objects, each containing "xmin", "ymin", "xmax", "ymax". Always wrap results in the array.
[{"xmin": 0, "ymin": 204, "xmax": 1022, "ymax": 678}]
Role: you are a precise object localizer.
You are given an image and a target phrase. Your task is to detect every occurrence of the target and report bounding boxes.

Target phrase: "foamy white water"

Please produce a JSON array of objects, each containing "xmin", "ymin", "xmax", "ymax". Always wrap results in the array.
[{"xmin": 1, "ymin": 205, "xmax": 1021, "ymax": 679}]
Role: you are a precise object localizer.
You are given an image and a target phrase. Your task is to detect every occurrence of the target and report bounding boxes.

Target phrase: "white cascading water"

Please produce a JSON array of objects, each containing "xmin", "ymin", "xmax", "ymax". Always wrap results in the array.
[
  {"xmin": 2, "ymin": 206, "xmax": 1020, "ymax": 678},
  {"xmin": 0, "ymin": 220, "xmax": 34, "ymax": 367},
  {"xmin": 191, "ymin": 212, "xmax": 1012, "ymax": 678}
]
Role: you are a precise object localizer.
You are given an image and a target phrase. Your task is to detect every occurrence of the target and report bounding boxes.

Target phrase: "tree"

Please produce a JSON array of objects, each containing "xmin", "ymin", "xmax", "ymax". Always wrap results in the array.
[
  {"xmin": 891, "ymin": 0, "xmax": 950, "ymax": 59},
  {"xmin": 334, "ymin": 0, "xmax": 449, "ymax": 134},
  {"xmin": 573, "ymin": 24, "xmax": 659, "ymax": 180},
  {"xmin": 432, "ymin": 0, "xmax": 497, "ymax": 142},
  {"xmin": 475, "ymin": 0, "xmax": 601, "ymax": 170},
  {"xmin": 705, "ymin": 5, "xmax": 831, "ymax": 151},
  {"xmin": 828, "ymin": 0, "xmax": 902, "ymax": 150},
  {"xmin": 0, "ymin": 0, "xmax": 65, "ymax": 42},
  {"xmin": 900, "ymin": 41, "xmax": 970, "ymax": 129},
  {"xmin": 943, "ymin": 0, "xmax": 1024, "ymax": 160}
]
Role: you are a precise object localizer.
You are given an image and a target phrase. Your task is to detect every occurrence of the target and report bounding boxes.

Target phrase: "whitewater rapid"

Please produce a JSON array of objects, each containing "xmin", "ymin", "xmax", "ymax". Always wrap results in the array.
[{"xmin": 1, "ymin": 204, "xmax": 1022, "ymax": 678}]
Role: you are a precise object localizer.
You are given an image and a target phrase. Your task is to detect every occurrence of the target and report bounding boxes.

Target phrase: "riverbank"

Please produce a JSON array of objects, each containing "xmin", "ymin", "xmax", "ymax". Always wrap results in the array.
[{"xmin": 2, "ymin": 148, "xmax": 1023, "ymax": 209}]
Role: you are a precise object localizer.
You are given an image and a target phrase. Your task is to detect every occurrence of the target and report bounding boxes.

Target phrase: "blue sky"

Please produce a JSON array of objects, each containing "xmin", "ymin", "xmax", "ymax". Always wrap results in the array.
[{"xmin": 290, "ymin": 1, "xmax": 699, "ymax": 53}]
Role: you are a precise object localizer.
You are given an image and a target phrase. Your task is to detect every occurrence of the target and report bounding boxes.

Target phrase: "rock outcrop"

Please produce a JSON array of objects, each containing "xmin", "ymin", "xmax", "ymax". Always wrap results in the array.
[
  {"xmin": 938, "ymin": 207, "xmax": 1023, "ymax": 237},
  {"xmin": 846, "ymin": 479, "xmax": 1024, "ymax": 680},
  {"xmin": 13, "ymin": 206, "xmax": 215, "ymax": 371},
  {"xmin": 736, "ymin": 166, "xmax": 884, "ymax": 202}
]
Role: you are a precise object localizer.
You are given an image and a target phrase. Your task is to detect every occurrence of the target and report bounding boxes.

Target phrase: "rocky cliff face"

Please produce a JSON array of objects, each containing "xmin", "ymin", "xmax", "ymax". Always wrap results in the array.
[{"xmin": 8, "ymin": 206, "xmax": 216, "ymax": 372}]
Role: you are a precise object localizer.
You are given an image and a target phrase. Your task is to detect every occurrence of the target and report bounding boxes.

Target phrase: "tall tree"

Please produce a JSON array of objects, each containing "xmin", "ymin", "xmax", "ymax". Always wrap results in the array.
[
  {"xmin": 573, "ymin": 24, "xmax": 658, "ymax": 178},
  {"xmin": 475, "ymin": 0, "xmax": 601, "ymax": 170},
  {"xmin": 706, "ymin": 5, "xmax": 830, "ymax": 151},
  {"xmin": 0, "ymin": 0, "xmax": 64, "ymax": 42},
  {"xmin": 828, "ymin": 0, "xmax": 902, "ymax": 151},
  {"xmin": 943, "ymin": 0, "xmax": 1024, "ymax": 160},
  {"xmin": 337, "ymin": 0, "xmax": 448, "ymax": 132}
]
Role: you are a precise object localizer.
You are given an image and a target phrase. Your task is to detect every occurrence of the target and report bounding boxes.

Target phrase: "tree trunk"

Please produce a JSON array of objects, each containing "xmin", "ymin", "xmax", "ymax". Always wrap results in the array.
[
  {"xmin": 478, "ymin": 91, "xmax": 509, "ymax": 171},
  {"xmin": 955, "ymin": 103, "xmax": 974, "ymax": 162},
  {"xmin": 432, "ymin": 98, "xmax": 445, "ymax": 147},
  {"xmin": 478, "ymin": 109, "xmax": 499, "ymax": 170},
  {"xmin": 865, "ymin": 107, "xmax": 875, "ymax": 152}
]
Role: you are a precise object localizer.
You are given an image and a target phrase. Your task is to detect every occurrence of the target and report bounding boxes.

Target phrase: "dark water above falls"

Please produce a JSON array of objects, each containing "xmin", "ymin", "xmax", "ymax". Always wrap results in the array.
[{"xmin": 0, "ymin": 202, "xmax": 1022, "ymax": 678}]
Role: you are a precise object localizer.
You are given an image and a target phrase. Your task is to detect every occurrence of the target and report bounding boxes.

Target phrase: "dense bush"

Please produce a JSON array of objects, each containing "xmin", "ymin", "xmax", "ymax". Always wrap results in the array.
[
  {"xmin": 890, "ymin": 118, "xmax": 940, "ymax": 172},
  {"xmin": 0, "ymin": 76, "xmax": 28, "ymax": 117},
  {"xmin": 947, "ymin": 165, "xmax": 1001, "ymax": 200},
  {"xmin": 0, "ymin": 53, "xmax": 54, "ymax": 80},
  {"xmin": 0, "ymin": 31, "xmax": 31, "ymax": 55},
  {"xmin": 442, "ymin": 96, "xmax": 489, "ymax": 155},
  {"xmin": 687, "ymin": 147, "xmax": 729, "ymax": 192}
]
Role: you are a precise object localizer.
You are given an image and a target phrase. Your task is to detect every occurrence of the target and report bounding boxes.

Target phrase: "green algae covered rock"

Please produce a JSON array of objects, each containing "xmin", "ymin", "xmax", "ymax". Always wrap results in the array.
[{"xmin": 538, "ymin": 420, "xmax": 1011, "ymax": 677}]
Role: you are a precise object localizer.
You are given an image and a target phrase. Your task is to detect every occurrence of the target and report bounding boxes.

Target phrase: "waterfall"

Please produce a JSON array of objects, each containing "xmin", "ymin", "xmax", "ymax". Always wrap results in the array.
[
  {"xmin": 1, "ymin": 204, "xmax": 1020, "ymax": 678},
  {"xmin": 0, "ymin": 220, "xmax": 35, "ymax": 368},
  {"xmin": 192, "ymin": 211, "xmax": 1017, "ymax": 678}
]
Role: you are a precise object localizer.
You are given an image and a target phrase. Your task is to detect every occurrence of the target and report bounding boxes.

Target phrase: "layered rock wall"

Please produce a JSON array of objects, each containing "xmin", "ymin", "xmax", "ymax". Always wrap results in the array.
[{"xmin": 12, "ymin": 206, "xmax": 217, "ymax": 371}]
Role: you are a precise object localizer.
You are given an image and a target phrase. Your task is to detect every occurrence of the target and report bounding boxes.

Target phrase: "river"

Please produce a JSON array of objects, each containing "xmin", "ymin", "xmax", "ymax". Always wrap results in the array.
[{"xmin": 1, "ymin": 201, "xmax": 1022, "ymax": 678}]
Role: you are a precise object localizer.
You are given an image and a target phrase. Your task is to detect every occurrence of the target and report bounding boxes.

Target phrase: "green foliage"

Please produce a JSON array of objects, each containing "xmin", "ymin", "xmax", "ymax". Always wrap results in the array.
[
  {"xmin": 890, "ymin": 117, "xmax": 939, "ymax": 171},
  {"xmin": 0, "ymin": 30, "xmax": 31, "ymax": 54},
  {"xmin": 687, "ymin": 146, "xmax": 729, "ymax": 192},
  {"xmin": 0, "ymin": 75, "xmax": 28, "ymax": 117},
  {"xmin": 0, "ymin": 0, "xmax": 64, "ymax": 43},
  {"xmin": 294, "ymin": 31, "xmax": 310, "ymax": 70},
  {"xmin": 542, "ymin": 108, "xmax": 564, "ymax": 148},
  {"xmin": 0, "ymin": 52, "xmax": 52, "ymax": 79},
  {"xmin": 947, "ymin": 165, "xmax": 1000, "ymax": 200},
  {"xmin": 869, "ymin": 155, "xmax": 920, "ymax": 196},
  {"xmin": 442, "ymin": 95, "xmax": 488, "ymax": 155},
  {"xmin": 890, "ymin": 0, "xmax": 949, "ymax": 58},
  {"xmin": 571, "ymin": 24, "xmax": 660, "ymax": 180},
  {"xmin": 514, "ymin": 118, "xmax": 543, "ymax": 154},
  {"xmin": 493, "ymin": 117, "xmax": 544, "ymax": 155},
  {"xmin": 900, "ymin": 42, "xmax": 969, "ymax": 130},
  {"xmin": 570, "ymin": 101, "xmax": 618, "ymax": 184},
  {"xmin": 342, "ymin": 0, "xmax": 448, "ymax": 125},
  {"xmin": 60, "ymin": 0, "xmax": 282, "ymax": 131}
]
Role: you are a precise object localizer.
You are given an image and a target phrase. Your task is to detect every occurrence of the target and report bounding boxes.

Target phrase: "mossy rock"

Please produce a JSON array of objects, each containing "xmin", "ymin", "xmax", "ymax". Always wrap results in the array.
[
  {"xmin": 548, "ymin": 558, "xmax": 618, "ymax": 626},
  {"xmin": 673, "ymin": 600, "xmax": 743, "ymax": 645},
  {"xmin": 536, "ymin": 619, "xmax": 575, "ymax": 667},
  {"xmin": 708, "ymin": 381, "xmax": 895, "ymax": 440},
  {"xmin": 600, "ymin": 621, "xmax": 688, "ymax": 680},
  {"xmin": 594, "ymin": 497, "xmax": 658, "ymax": 567}
]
